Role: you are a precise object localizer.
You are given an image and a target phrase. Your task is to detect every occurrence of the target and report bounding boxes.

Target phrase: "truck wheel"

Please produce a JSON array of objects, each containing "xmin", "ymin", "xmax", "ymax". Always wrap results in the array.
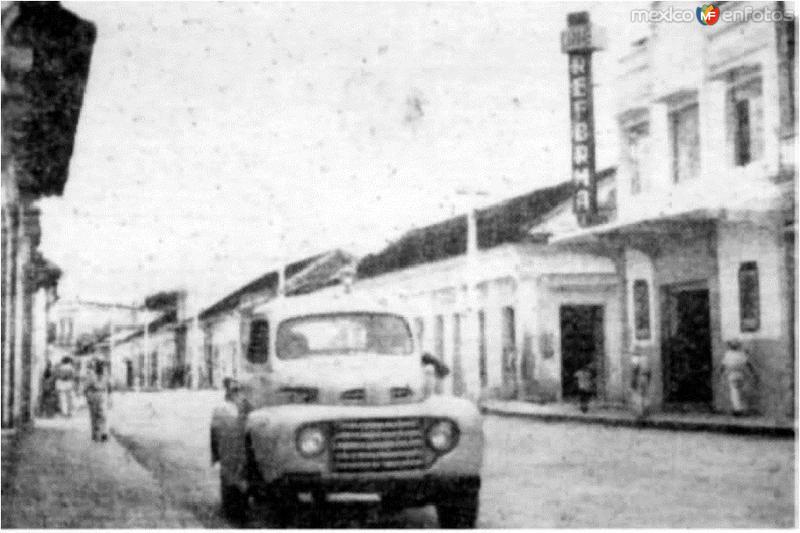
[
  {"xmin": 436, "ymin": 492, "xmax": 479, "ymax": 528},
  {"xmin": 220, "ymin": 475, "xmax": 248, "ymax": 524}
]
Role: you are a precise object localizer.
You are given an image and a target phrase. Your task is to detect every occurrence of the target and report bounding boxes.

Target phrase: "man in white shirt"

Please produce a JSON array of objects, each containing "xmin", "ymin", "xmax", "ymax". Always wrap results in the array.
[{"xmin": 720, "ymin": 340, "xmax": 758, "ymax": 416}]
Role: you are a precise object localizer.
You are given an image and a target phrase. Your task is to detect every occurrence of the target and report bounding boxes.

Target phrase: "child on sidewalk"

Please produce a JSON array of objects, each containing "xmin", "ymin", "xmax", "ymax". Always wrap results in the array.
[{"xmin": 574, "ymin": 364, "xmax": 594, "ymax": 413}]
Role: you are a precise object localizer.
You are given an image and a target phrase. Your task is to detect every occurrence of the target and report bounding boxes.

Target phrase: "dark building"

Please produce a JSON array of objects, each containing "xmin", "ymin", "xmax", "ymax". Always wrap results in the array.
[{"xmin": 2, "ymin": 2, "xmax": 96, "ymax": 428}]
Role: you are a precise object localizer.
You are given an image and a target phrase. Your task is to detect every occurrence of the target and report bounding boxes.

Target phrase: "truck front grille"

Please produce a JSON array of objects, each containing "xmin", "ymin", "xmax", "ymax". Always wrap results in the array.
[{"xmin": 331, "ymin": 418, "xmax": 426, "ymax": 473}]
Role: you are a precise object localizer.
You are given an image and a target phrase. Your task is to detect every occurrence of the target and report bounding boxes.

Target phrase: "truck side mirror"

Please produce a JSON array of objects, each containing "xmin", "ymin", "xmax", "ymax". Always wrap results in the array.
[{"xmin": 247, "ymin": 319, "xmax": 270, "ymax": 364}]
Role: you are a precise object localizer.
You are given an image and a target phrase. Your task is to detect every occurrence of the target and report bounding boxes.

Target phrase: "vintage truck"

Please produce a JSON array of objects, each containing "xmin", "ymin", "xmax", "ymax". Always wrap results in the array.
[{"xmin": 209, "ymin": 292, "xmax": 484, "ymax": 527}]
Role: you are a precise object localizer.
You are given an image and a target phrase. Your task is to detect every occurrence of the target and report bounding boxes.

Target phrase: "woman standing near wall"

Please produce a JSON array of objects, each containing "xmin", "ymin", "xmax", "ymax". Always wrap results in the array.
[{"xmin": 719, "ymin": 340, "xmax": 759, "ymax": 416}]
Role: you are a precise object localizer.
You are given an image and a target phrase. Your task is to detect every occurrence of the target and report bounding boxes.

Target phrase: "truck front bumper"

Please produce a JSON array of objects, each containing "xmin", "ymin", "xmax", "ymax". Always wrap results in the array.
[{"xmin": 255, "ymin": 473, "xmax": 480, "ymax": 507}]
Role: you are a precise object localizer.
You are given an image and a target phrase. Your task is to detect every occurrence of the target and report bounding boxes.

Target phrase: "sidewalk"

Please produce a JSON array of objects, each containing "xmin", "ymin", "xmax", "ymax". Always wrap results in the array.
[
  {"xmin": 481, "ymin": 400, "xmax": 796, "ymax": 437},
  {"xmin": 1, "ymin": 412, "xmax": 203, "ymax": 528}
]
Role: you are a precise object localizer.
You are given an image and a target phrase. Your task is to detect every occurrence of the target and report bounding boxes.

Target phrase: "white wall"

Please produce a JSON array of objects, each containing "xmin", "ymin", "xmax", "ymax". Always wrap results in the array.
[
  {"xmin": 537, "ymin": 275, "xmax": 622, "ymax": 402},
  {"xmin": 352, "ymin": 242, "xmax": 623, "ymax": 402},
  {"xmin": 614, "ymin": 3, "xmax": 785, "ymax": 225},
  {"xmin": 625, "ymin": 248, "xmax": 656, "ymax": 348},
  {"xmin": 717, "ymin": 217, "xmax": 785, "ymax": 341}
]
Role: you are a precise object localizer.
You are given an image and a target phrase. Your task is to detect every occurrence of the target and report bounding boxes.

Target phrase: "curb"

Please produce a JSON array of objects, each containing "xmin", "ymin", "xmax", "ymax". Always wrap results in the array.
[{"xmin": 480, "ymin": 405, "xmax": 796, "ymax": 438}]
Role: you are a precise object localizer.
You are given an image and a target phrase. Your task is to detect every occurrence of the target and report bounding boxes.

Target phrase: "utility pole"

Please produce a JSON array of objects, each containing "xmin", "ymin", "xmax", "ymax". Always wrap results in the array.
[{"xmin": 455, "ymin": 188, "xmax": 489, "ymax": 401}]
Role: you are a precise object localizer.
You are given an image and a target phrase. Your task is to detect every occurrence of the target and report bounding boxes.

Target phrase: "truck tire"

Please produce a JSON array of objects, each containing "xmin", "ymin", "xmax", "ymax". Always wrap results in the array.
[
  {"xmin": 436, "ymin": 491, "xmax": 479, "ymax": 528},
  {"xmin": 220, "ymin": 475, "xmax": 248, "ymax": 524},
  {"xmin": 244, "ymin": 437, "xmax": 296, "ymax": 527}
]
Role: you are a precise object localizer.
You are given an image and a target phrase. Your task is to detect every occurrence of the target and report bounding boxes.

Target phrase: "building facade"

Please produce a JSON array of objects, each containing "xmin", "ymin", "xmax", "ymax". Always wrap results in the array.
[
  {"xmin": 2, "ymin": 2, "xmax": 95, "ymax": 428},
  {"xmin": 559, "ymin": 1, "xmax": 796, "ymax": 420},
  {"xmin": 105, "ymin": 291, "xmax": 189, "ymax": 391},
  {"xmin": 49, "ymin": 299, "xmax": 141, "ymax": 396},
  {"xmin": 353, "ymin": 174, "xmax": 620, "ymax": 403}
]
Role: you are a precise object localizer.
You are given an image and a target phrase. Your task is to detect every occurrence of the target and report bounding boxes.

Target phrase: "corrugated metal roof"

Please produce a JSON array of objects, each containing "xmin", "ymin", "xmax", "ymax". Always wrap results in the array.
[
  {"xmin": 356, "ymin": 170, "xmax": 615, "ymax": 280},
  {"xmin": 198, "ymin": 250, "xmax": 349, "ymax": 321}
]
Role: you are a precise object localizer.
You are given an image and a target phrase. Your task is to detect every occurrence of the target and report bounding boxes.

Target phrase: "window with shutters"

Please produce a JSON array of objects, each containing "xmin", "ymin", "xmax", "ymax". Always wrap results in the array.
[
  {"xmin": 633, "ymin": 279, "xmax": 651, "ymax": 340},
  {"xmin": 670, "ymin": 103, "xmax": 700, "ymax": 183},
  {"xmin": 625, "ymin": 121, "xmax": 649, "ymax": 195},
  {"xmin": 739, "ymin": 262, "xmax": 760, "ymax": 332},
  {"xmin": 727, "ymin": 68, "xmax": 763, "ymax": 167}
]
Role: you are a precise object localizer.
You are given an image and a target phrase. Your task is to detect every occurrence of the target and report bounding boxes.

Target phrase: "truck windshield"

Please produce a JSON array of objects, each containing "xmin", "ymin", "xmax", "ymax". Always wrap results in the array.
[{"xmin": 276, "ymin": 313, "xmax": 413, "ymax": 359}]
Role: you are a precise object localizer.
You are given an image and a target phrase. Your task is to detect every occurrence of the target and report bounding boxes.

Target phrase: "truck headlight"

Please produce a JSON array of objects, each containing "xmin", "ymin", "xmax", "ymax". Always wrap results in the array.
[
  {"xmin": 426, "ymin": 419, "xmax": 459, "ymax": 453},
  {"xmin": 296, "ymin": 425, "xmax": 327, "ymax": 457}
]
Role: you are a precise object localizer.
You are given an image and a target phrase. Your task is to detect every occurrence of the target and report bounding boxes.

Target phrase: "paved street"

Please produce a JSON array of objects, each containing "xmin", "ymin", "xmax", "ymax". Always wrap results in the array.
[{"xmin": 104, "ymin": 390, "xmax": 794, "ymax": 528}]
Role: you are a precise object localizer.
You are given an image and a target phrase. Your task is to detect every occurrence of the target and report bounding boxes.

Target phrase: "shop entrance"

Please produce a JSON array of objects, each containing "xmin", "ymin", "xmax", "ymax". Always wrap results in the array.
[
  {"xmin": 661, "ymin": 285, "xmax": 713, "ymax": 406},
  {"xmin": 560, "ymin": 305, "xmax": 604, "ymax": 399}
]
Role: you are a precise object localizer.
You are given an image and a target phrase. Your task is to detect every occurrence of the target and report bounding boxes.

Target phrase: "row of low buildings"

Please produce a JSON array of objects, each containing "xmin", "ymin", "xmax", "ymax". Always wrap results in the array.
[{"xmin": 39, "ymin": 2, "xmax": 796, "ymax": 424}]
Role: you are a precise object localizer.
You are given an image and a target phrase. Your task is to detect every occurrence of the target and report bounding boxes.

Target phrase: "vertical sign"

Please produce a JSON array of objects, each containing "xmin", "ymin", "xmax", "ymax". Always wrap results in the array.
[{"xmin": 561, "ymin": 12, "xmax": 605, "ymax": 225}]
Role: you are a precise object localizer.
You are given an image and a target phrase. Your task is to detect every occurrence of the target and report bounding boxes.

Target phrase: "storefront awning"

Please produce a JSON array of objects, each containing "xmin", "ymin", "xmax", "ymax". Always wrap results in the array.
[{"xmin": 549, "ymin": 208, "xmax": 722, "ymax": 245}]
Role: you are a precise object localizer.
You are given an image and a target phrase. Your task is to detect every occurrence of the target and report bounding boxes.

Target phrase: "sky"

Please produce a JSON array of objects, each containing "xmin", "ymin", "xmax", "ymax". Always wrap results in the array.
[{"xmin": 40, "ymin": 1, "xmax": 649, "ymax": 311}]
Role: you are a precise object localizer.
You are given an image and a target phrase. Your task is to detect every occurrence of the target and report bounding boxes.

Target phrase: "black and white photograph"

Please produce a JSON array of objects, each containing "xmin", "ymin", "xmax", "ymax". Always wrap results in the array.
[{"xmin": 1, "ymin": 0, "xmax": 796, "ymax": 528}]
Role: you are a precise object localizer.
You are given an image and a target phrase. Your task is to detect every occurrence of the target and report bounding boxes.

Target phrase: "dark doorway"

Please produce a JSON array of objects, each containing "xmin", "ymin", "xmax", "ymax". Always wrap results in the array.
[
  {"xmin": 560, "ymin": 305, "xmax": 604, "ymax": 399},
  {"xmin": 661, "ymin": 286, "xmax": 713, "ymax": 406},
  {"xmin": 501, "ymin": 306, "xmax": 518, "ymax": 398},
  {"xmin": 125, "ymin": 360, "xmax": 134, "ymax": 389}
]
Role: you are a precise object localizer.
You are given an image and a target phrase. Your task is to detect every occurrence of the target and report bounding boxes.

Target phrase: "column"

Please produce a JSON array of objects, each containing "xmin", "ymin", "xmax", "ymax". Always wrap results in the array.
[
  {"xmin": 189, "ymin": 317, "xmax": 200, "ymax": 390},
  {"xmin": 14, "ymin": 201, "xmax": 37, "ymax": 425},
  {"xmin": 29, "ymin": 287, "xmax": 47, "ymax": 417},
  {"xmin": 515, "ymin": 274, "xmax": 538, "ymax": 402},
  {"xmin": 761, "ymin": 44, "xmax": 781, "ymax": 177},
  {"xmin": 143, "ymin": 314, "xmax": 149, "ymax": 389},
  {"xmin": 648, "ymin": 101, "xmax": 672, "ymax": 196},
  {"xmin": 699, "ymin": 79, "xmax": 727, "ymax": 184},
  {"xmin": 2, "ymin": 205, "xmax": 18, "ymax": 428},
  {"xmin": 460, "ymin": 284, "xmax": 481, "ymax": 403},
  {"xmin": 462, "ymin": 209, "xmax": 482, "ymax": 402}
]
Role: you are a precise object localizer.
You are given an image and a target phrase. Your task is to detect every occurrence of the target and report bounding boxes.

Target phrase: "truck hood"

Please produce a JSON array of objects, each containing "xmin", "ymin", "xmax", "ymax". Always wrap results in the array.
[{"xmin": 274, "ymin": 354, "xmax": 424, "ymax": 406}]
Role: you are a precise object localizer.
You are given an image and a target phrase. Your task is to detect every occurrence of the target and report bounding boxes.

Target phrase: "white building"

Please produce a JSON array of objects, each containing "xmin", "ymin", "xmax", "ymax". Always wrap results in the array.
[
  {"xmin": 558, "ymin": 1, "xmax": 796, "ymax": 420},
  {"xmin": 352, "ymin": 173, "xmax": 620, "ymax": 404}
]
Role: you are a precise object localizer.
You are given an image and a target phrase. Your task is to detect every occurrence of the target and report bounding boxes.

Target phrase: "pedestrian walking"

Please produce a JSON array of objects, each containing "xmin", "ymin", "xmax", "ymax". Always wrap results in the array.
[
  {"xmin": 629, "ymin": 348, "xmax": 652, "ymax": 420},
  {"xmin": 84, "ymin": 357, "xmax": 111, "ymax": 441},
  {"xmin": 574, "ymin": 364, "xmax": 594, "ymax": 413},
  {"xmin": 719, "ymin": 340, "xmax": 759, "ymax": 416},
  {"xmin": 55, "ymin": 356, "xmax": 76, "ymax": 417},
  {"xmin": 39, "ymin": 361, "xmax": 59, "ymax": 417}
]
